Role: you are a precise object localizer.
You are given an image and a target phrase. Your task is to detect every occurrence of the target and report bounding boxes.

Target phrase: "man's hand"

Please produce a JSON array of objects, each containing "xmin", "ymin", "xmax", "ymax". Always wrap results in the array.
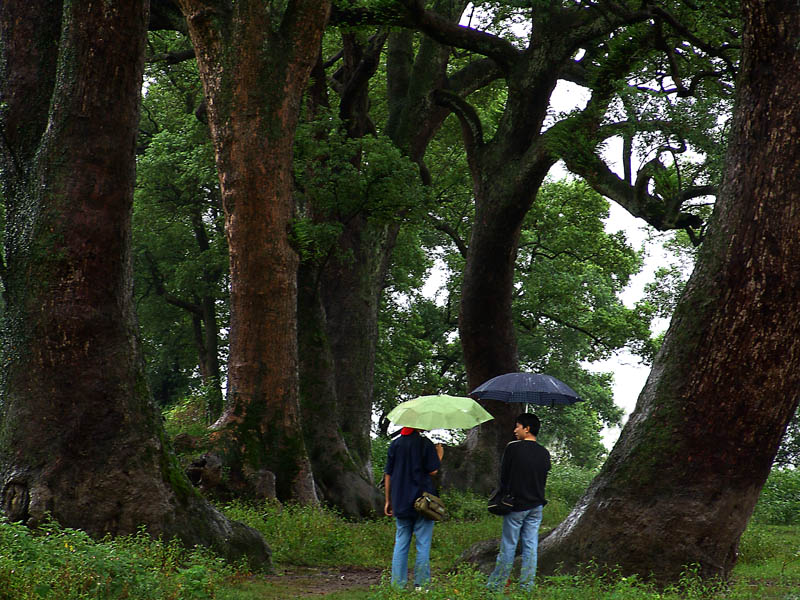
[{"xmin": 384, "ymin": 501, "xmax": 393, "ymax": 517}]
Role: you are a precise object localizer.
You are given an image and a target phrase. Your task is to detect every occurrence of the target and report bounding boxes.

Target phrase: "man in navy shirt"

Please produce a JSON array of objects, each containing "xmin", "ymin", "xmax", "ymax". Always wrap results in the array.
[
  {"xmin": 384, "ymin": 427, "xmax": 443, "ymax": 589},
  {"xmin": 487, "ymin": 413, "xmax": 551, "ymax": 592}
]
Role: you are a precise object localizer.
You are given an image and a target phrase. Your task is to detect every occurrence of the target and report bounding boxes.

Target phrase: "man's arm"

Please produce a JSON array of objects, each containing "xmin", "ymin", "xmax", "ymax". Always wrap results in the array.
[{"xmin": 384, "ymin": 473, "xmax": 393, "ymax": 516}]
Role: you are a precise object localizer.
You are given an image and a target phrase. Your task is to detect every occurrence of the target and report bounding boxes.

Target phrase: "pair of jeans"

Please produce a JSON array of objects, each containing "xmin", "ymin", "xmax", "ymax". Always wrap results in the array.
[
  {"xmin": 487, "ymin": 505, "xmax": 543, "ymax": 591},
  {"xmin": 391, "ymin": 514, "xmax": 435, "ymax": 588}
]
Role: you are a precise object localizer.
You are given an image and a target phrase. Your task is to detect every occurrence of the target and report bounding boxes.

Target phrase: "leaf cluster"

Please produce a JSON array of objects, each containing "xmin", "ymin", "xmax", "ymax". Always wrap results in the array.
[{"xmin": 293, "ymin": 110, "xmax": 428, "ymax": 262}]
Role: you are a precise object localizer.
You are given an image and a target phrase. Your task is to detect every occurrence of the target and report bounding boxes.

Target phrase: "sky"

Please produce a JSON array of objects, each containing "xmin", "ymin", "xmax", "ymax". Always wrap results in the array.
[{"xmin": 591, "ymin": 202, "xmax": 669, "ymax": 449}]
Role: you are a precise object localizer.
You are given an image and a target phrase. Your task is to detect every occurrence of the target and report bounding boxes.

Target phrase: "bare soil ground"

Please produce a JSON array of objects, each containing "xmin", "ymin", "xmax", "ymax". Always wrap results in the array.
[{"xmin": 262, "ymin": 565, "xmax": 384, "ymax": 597}]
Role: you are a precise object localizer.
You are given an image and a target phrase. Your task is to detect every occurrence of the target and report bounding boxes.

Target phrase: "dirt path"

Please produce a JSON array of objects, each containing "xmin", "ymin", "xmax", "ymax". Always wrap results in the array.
[{"xmin": 261, "ymin": 565, "xmax": 384, "ymax": 597}]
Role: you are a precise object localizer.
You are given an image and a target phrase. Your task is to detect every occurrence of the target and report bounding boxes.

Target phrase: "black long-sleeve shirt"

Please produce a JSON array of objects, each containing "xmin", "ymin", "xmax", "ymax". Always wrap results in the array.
[{"xmin": 498, "ymin": 439, "xmax": 551, "ymax": 511}]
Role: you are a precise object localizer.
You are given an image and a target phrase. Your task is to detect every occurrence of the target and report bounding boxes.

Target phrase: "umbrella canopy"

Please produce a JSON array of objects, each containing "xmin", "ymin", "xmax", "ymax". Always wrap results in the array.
[
  {"xmin": 470, "ymin": 372, "xmax": 583, "ymax": 406},
  {"xmin": 387, "ymin": 394, "xmax": 494, "ymax": 430}
]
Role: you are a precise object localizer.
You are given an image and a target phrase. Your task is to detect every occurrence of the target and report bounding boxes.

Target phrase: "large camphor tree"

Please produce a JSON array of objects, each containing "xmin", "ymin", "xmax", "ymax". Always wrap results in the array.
[
  {"xmin": 296, "ymin": 0, "xmax": 493, "ymax": 515},
  {"xmin": 539, "ymin": 0, "xmax": 800, "ymax": 581},
  {"xmin": 172, "ymin": 0, "xmax": 331, "ymax": 503},
  {"xmin": 396, "ymin": 0, "xmax": 737, "ymax": 493},
  {"xmin": 0, "ymin": 0, "xmax": 269, "ymax": 567}
]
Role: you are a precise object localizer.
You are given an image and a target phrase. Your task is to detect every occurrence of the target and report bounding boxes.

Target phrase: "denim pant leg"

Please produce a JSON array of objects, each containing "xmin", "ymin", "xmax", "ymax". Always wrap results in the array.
[
  {"xmin": 487, "ymin": 510, "xmax": 525, "ymax": 590},
  {"xmin": 391, "ymin": 517, "xmax": 414, "ymax": 588},
  {"xmin": 412, "ymin": 516, "xmax": 435, "ymax": 586},
  {"xmin": 518, "ymin": 505, "xmax": 543, "ymax": 589}
]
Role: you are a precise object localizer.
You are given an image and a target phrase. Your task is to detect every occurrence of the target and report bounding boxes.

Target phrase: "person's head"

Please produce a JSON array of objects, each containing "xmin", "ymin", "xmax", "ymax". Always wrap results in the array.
[{"xmin": 514, "ymin": 413, "xmax": 541, "ymax": 440}]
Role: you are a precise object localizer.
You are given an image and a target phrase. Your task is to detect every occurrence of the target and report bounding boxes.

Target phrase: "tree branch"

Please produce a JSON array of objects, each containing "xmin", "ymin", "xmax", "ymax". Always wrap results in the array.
[
  {"xmin": 430, "ymin": 215, "xmax": 468, "ymax": 259},
  {"xmin": 431, "ymin": 89, "xmax": 483, "ymax": 158},
  {"xmin": 394, "ymin": 0, "xmax": 521, "ymax": 71},
  {"xmin": 147, "ymin": 48, "xmax": 196, "ymax": 64},
  {"xmin": 143, "ymin": 250, "xmax": 203, "ymax": 316}
]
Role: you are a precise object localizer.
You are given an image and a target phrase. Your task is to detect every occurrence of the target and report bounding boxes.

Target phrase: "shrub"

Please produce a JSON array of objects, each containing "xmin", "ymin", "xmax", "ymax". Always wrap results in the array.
[
  {"xmin": 737, "ymin": 523, "xmax": 786, "ymax": 565},
  {"xmin": 0, "ymin": 518, "xmax": 233, "ymax": 600},
  {"xmin": 221, "ymin": 500, "xmax": 393, "ymax": 568},
  {"xmin": 546, "ymin": 463, "xmax": 598, "ymax": 508},
  {"xmin": 751, "ymin": 467, "xmax": 800, "ymax": 526},
  {"xmin": 439, "ymin": 489, "xmax": 487, "ymax": 522}
]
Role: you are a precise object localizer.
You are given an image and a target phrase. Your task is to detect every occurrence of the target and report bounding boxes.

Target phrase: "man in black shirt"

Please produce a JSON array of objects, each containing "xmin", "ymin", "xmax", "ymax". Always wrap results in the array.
[{"xmin": 487, "ymin": 413, "xmax": 551, "ymax": 592}]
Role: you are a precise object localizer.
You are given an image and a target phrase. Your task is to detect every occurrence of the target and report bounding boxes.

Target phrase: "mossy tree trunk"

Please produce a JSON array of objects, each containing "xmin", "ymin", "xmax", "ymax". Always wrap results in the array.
[
  {"xmin": 296, "ymin": 8, "xmax": 477, "ymax": 515},
  {"xmin": 539, "ymin": 1, "xmax": 800, "ymax": 582},
  {"xmin": 298, "ymin": 259, "xmax": 384, "ymax": 516},
  {"xmin": 175, "ymin": 0, "xmax": 331, "ymax": 503},
  {"xmin": 0, "ymin": 0, "xmax": 269, "ymax": 568},
  {"xmin": 296, "ymin": 41, "xmax": 389, "ymax": 517}
]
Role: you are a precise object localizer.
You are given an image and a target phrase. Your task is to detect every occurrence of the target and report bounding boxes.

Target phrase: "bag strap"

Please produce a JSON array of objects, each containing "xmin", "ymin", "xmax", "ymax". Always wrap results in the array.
[
  {"xmin": 496, "ymin": 445, "xmax": 509, "ymax": 494},
  {"xmin": 415, "ymin": 433, "xmax": 427, "ymax": 498}
]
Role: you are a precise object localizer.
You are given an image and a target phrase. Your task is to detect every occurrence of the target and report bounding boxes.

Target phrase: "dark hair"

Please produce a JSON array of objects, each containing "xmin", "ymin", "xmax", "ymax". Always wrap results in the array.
[{"xmin": 516, "ymin": 413, "xmax": 541, "ymax": 437}]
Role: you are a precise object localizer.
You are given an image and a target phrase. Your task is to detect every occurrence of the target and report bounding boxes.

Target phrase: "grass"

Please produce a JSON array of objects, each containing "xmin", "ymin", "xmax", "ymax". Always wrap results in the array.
[{"xmin": 2, "ymin": 471, "xmax": 798, "ymax": 599}]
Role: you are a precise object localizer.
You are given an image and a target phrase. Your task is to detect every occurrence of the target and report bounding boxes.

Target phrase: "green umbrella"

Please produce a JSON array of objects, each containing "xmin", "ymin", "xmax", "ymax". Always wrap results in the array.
[{"xmin": 387, "ymin": 394, "xmax": 494, "ymax": 430}]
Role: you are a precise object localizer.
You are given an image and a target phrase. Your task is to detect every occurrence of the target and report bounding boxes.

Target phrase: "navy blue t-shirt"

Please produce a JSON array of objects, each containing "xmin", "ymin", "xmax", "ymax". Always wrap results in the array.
[{"xmin": 384, "ymin": 432, "xmax": 441, "ymax": 519}]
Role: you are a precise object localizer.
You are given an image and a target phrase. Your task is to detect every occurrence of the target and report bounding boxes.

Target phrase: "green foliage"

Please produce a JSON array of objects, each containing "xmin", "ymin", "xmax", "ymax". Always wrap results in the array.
[
  {"xmin": 163, "ymin": 394, "xmax": 211, "ymax": 440},
  {"xmin": 546, "ymin": 462, "xmax": 597, "ymax": 504},
  {"xmin": 751, "ymin": 468, "xmax": 800, "ymax": 526},
  {"xmin": 371, "ymin": 434, "xmax": 391, "ymax": 485},
  {"xmin": 134, "ymin": 31, "xmax": 228, "ymax": 409},
  {"xmin": 439, "ymin": 489, "xmax": 488, "ymax": 522},
  {"xmin": 221, "ymin": 500, "xmax": 393, "ymax": 568},
  {"xmin": 293, "ymin": 110, "xmax": 427, "ymax": 262},
  {"xmin": 0, "ymin": 518, "xmax": 234, "ymax": 600}
]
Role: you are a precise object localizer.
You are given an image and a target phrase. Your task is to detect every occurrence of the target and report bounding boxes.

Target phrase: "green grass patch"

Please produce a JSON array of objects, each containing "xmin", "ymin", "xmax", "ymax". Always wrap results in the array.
[
  {"xmin": 3, "ymin": 466, "xmax": 798, "ymax": 599},
  {"xmin": 0, "ymin": 517, "xmax": 235, "ymax": 600}
]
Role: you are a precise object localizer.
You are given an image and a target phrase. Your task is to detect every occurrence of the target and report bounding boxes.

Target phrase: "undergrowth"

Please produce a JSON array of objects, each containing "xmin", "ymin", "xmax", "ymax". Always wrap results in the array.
[
  {"xmin": 0, "ymin": 518, "xmax": 235, "ymax": 600},
  {"xmin": 2, "ymin": 465, "xmax": 798, "ymax": 599}
]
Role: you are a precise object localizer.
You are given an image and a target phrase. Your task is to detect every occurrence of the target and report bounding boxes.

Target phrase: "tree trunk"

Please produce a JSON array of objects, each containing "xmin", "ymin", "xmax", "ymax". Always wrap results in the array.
[
  {"xmin": 446, "ymin": 135, "xmax": 555, "ymax": 494},
  {"xmin": 298, "ymin": 262, "xmax": 383, "ymax": 516},
  {"xmin": 539, "ymin": 2, "xmax": 800, "ymax": 582},
  {"xmin": 322, "ymin": 218, "xmax": 390, "ymax": 467},
  {"xmin": 0, "ymin": 0, "xmax": 269, "ymax": 569},
  {"xmin": 177, "ymin": 0, "xmax": 330, "ymax": 502},
  {"xmin": 295, "ymin": 41, "xmax": 392, "ymax": 516}
]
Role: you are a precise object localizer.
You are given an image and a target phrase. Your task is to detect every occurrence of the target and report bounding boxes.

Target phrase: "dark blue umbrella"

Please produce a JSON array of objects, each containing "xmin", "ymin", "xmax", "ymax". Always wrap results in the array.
[{"xmin": 470, "ymin": 372, "xmax": 583, "ymax": 406}]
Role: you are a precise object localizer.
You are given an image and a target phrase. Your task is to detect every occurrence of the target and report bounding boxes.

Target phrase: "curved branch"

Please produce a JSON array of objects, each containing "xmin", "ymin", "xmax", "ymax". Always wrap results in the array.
[
  {"xmin": 143, "ymin": 250, "xmax": 203, "ymax": 316},
  {"xmin": 446, "ymin": 57, "xmax": 504, "ymax": 97},
  {"xmin": 522, "ymin": 312, "xmax": 610, "ymax": 351},
  {"xmin": 147, "ymin": 48, "xmax": 196, "ymax": 64},
  {"xmin": 431, "ymin": 89, "xmax": 484, "ymax": 156},
  {"xmin": 395, "ymin": 0, "xmax": 520, "ymax": 71},
  {"xmin": 339, "ymin": 30, "xmax": 389, "ymax": 134},
  {"xmin": 430, "ymin": 215, "xmax": 468, "ymax": 259}
]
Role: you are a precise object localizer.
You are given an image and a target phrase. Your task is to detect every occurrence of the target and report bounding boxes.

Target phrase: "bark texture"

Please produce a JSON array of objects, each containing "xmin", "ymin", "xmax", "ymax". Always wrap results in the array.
[
  {"xmin": 177, "ymin": 0, "xmax": 330, "ymax": 502},
  {"xmin": 539, "ymin": 1, "xmax": 800, "ymax": 581},
  {"xmin": 296, "ymin": 42, "xmax": 388, "ymax": 517},
  {"xmin": 298, "ymin": 262, "xmax": 383, "ymax": 516},
  {"xmin": 0, "ymin": 0, "xmax": 269, "ymax": 568},
  {"xmin": 298, "ymin": 8, "xmax": 475, "ymax": 515}
]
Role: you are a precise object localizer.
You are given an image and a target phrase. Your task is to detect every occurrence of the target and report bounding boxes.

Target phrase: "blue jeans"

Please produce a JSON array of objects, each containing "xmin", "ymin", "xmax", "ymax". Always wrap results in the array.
[
  {"xmin": 487, "ymin": 505, "xmax": 543, "ymax": 591},
  {"xmin": 391, "ymin": 515, "xmax": 435, "ymax": 588}
]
